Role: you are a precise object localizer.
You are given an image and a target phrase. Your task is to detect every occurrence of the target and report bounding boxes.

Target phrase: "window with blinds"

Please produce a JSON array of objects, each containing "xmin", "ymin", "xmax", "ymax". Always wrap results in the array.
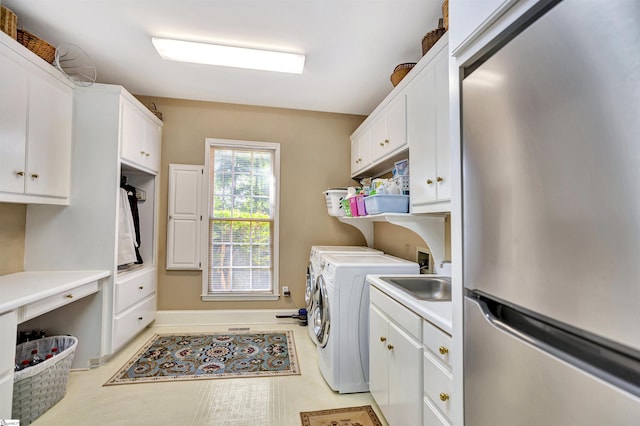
[{"xmin": 203, "ymin": 139, "xmax": 280, "ymax": 300}]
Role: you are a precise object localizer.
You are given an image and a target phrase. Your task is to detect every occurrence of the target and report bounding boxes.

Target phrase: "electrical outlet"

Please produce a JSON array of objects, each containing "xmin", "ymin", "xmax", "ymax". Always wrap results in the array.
[
  {"xmin": 282, "ymin": 286, "xmax": 290, "ymax": 296},
  {"xmin": 416, "ymin": 247, "xmax": 431, "ymax": 274}
]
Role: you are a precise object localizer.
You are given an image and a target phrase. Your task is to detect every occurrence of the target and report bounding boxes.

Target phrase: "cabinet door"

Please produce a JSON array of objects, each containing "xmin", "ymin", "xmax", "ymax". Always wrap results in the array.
[
  {"xmin": 434, "ymin": 51, "xmax": 451, "ymax": 201},
  {"xmin": 167, "ymin": 164, "xmax": 203, "ymax": 270},
  {"xmin": 351, "ymin": 129, "xmax": 371, "ymax": 176},
  {"xmin": 0, "ymin": 55, "xmax": 28, "ymax": 194},
  {"xmin": 121, "ymin": 99, "xmax": 146, "ymax": 167},
  {"xmin": 370, "ymin": 112, "xmax": 387, "ymax": 161},
  {"xmin": 144, "ymin": 119, "xmax": 162, "ymax": 172},
  {"xmin": 386, "ymin": 94, "xmax": 407, "ymax": 153},
  {"xmin": 371, "ymin": 95, "xmax": 407, "ymax": 162},
  {"xmin": 388, "ymin": 321, "xmax": 423, "ymax": 426},
  {"xmin": 407, "ymin": 65, "xmax": 437, "ymax": 205},
  {"xmin": 369, "ymin": 304, "xmax": 390, "ymax": 415},
  {"xmin": 26, "ymin": 74, "xmax": 72, "ymax": 198}
]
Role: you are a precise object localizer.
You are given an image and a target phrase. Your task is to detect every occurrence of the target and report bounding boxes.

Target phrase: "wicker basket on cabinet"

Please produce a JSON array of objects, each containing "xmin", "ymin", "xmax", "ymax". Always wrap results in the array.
[
  {"xmin": 0, "ymin": 6, "xmax": 18, "ymax": 39},
  {"xmin": 17, "ymin": 29, "xmax": 56, "ymax": 63}
]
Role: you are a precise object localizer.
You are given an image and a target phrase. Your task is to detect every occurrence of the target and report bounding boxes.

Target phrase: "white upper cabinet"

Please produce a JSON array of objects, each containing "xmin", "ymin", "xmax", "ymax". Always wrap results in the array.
[
  {"xmin": 351, "ymin": 128, "xmax": 372, "ymax": 176},
  {"xmin": 407, "ymin": 43, "xmax": 451, "ymax": 213},
  {"xmin": 0, "ymin": 31, "xmax": 73, "ymax": 204},
  {"xmin": 121, "ymin": 98, "xmax": 161, "ymax": 173},
  {"xmin": 0, "ymin": 55, "xmax": 28, "ymax": 195},
  {"xmin": 26, "ymin": 74, "xmax": 73, "ymax": 198},
  {"xmin": 370, "ymin": 94, "xmax": 407, "ymax": 163}
]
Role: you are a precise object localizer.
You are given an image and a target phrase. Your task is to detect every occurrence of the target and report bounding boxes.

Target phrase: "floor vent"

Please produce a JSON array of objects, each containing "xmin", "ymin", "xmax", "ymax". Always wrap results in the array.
[{"xmin": 228, "ymin": 327, "xmax": 250, "ymax": 331}]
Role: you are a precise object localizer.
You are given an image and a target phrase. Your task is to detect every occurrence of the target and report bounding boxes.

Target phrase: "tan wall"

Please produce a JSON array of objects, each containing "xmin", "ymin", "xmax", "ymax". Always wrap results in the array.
[
  {"xmin": 135, "ymin": 96, "xmax": 368, "ymax": 310},
  {"xmin": 0, "ymin": 203, "xmax": 26, "ymax": 275}
]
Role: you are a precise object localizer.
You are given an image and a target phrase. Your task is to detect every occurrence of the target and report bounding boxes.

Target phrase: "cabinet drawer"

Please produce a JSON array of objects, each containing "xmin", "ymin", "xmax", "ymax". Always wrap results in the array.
[
  {"xmin": 424, "ymin": 351, "xmax": 453, "ymax": 420},
  {"xmin": 113, "ymin": 294, "xmax": 156, "ymax": 350},
  {"xmin": 422, "ymin": 319, "xmax": 453, "ymax": 369},
  {"xmin": 20, "ymin": 281, "xmax": 98, "ymax": 323},
  {"xmin": 424, "ymin": 397, "xmax": 450, "ymax": 426},
  {"xmin": 371, "ymin": 287, "xmax": 421, "ymax": 338},
  {"xmin": 0, "ymin": 311, "xmax": 17, "ymax": 374},
  {"xmin": 115, "ymin": 269, "xmax": 156, "ymax": 314}
]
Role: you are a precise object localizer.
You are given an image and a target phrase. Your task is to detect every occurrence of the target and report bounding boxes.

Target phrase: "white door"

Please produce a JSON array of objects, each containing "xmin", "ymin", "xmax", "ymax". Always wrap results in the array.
[{"xmin": 166, "ymin": 164, "xmax": 203, "ymax": 270}]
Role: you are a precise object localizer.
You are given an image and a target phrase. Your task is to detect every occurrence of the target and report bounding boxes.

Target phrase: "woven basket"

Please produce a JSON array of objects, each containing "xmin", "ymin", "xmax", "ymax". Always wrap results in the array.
[
  {"xmin": 17, "ymin": 29, "xmax": 56, "ymax": 63},
  {"xmin": 148, "ymin": 102, "xmax": 163, "ymax": 121},
  {"xmin": 390, "ymin": 62, "xmax": 416, "ymax": 87},
  {"xmin": 13, "ymin": 336, "xmax": 78, "ymax": 425},
  {"xmin": 422, "ymin": 19, "xmax": 446, "ymax": 56},
  {"xmin": 1, "ymin": 6, "xmax": 18, "ymax": 40},
  {"xmin": 443, "ymin": 0, "xmax": 449, "ymax": 31}
]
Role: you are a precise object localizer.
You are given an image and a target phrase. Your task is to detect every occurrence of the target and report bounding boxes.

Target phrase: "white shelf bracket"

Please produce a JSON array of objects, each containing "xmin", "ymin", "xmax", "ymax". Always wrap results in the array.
[
  {"xmin": 337, "ymin": 213, "xmax": 447, "ymax": 269},
  {"xmin": 337, "ymin": 216, "xmax": 375, "ymax": 247}
]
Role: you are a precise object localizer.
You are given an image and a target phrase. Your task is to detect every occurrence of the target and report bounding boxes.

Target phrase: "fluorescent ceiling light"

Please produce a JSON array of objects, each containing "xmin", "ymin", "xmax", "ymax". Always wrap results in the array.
[{"xmin": 152, "ymin": 37, "xmax": 305, "ymax": 74}]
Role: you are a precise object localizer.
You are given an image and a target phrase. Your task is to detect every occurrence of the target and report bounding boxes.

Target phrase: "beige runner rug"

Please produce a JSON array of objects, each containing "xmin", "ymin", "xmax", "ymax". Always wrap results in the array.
[{"xmin": 300, "ymin": 405, "xmax": 383, "ymax": 426}]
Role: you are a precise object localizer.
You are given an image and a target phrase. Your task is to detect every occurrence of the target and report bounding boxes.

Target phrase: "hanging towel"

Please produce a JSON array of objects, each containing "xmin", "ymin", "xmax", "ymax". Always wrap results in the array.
[
  {"xmin": 121, "ymin": 182, "xmax": 143, "ymax": 264},
  {"xmin": 117, "ymin": 188, "xmax": 138, "ymax": 266}
]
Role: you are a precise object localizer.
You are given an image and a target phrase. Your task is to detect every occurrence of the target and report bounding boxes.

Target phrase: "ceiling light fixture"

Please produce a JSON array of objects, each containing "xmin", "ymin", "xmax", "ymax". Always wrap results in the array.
[{"xmin": 151, "ymin": 37, "xmax": 305, "ymax": 74}]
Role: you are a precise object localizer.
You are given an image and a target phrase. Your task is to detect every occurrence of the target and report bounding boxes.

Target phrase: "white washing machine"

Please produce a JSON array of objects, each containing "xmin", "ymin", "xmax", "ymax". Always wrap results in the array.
[
  {"xmin": 313, "ymin": 253, "xmax": 419, "ymax": 393},
  {"xmin": 305, "ymin": 246, "xmax": 381, "ymax": 344}
]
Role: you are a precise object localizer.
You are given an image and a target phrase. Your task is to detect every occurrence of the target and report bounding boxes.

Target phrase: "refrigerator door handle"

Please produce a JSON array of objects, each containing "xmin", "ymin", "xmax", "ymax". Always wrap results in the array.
[{"xmin": 469, "ymin": 293, "xmax": 640, "ymax": 398}]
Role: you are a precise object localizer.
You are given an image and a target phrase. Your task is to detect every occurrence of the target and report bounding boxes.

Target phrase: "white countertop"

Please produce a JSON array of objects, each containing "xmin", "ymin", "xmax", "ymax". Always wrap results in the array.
[
  {"xmin": 367, "ymin": 274, "xmax": 453, "ymax": 334},
  {"xmin": 0, "ymin": 270, "xmax": 111, "ymax": 315}
]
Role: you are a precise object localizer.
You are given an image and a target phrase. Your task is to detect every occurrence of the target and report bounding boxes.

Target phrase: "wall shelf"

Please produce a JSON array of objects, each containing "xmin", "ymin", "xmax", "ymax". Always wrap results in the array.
[{"xmin": 338, "ymin": 213, "xmax": 447, "ymax": 271}]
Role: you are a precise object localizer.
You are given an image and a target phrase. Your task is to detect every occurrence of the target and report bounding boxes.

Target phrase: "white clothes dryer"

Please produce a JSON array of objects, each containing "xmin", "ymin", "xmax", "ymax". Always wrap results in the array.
[
  {"xmin": 305, "ymin": 246, "xmax": 381, "ymax": 344},
  {"xmin": 313, "ymin": 253, "xmax": 419, "ymax": 393}
]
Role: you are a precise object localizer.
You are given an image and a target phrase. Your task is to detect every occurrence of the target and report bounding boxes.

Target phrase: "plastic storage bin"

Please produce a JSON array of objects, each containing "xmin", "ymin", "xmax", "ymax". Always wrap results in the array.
[
  {"xmin": 363, "ymin": 194, "xmax": 410, "ymax": 214},
  {"xmin": 13, "ymin": 335, "xmax": 78, "ymax": 425},
  {"xmin": 341, "ymin": 198, "xmax": 352, "ymax": 217},
  {"xmin": 323, "ymin": 189, "xmax": 348, "ymax": 217},
  {"xmin": 348, "ymin": 197, "xmax": 359, "ymax": 217},
  {"xmin": 355, "ymin": 194, "xmax": 367, "ymax": 216}
]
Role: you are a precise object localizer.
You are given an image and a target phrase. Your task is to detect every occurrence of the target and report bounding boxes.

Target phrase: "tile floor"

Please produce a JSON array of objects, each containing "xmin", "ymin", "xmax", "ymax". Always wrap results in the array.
[{"xmin": 31, "ymin": 323, "xmax": 387, "ymax": 426}]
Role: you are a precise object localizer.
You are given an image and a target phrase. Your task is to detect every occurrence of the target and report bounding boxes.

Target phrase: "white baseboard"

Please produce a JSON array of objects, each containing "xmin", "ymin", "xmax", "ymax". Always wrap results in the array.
[{"xmin": 155, "ymin": 309, "xmax": 302, "ymax": 326}]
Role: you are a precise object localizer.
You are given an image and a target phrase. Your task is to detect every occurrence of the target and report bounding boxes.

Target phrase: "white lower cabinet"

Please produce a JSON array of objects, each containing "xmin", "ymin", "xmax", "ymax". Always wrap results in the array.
[
  {"xmin": 370, "ymin": 288, "xmax": 423, "ymax": 425},
  {"xmin": 370, "ymin": 286, "xmax": 455, "ymax": 426},
  {"xmin": 113, "ymin": 293, "xmax": 156, "ymax": 351},
  {"xmin": 113, "ymin": 268, "xmax": 157, "ymax": 351},
  {"xmin": 423, "ymin": 319, "xmax": 454, "ymax": 424}
]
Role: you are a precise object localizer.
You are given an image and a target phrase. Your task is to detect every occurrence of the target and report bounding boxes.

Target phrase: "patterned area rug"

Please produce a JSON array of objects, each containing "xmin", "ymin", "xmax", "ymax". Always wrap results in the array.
[
  {"xmin": 300, "ymin": 406, "xmax": 384, "ymax": 426},
  {"xmin": 104, "ymin": 330, "xmax": 299, "ymax": 385}
]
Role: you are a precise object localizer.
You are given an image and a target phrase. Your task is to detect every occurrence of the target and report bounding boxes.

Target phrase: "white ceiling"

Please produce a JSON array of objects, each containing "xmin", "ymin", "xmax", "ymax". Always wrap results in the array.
[{"xmin": 3, "ymin": 0, "xmax": 444, "ymax": 115}]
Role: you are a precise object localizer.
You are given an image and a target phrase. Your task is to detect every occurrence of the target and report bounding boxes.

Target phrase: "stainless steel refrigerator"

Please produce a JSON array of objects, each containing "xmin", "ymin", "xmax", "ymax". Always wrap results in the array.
[{"xmin": 461, "ymin": 0, "xmax": 640, "ymax": 424}]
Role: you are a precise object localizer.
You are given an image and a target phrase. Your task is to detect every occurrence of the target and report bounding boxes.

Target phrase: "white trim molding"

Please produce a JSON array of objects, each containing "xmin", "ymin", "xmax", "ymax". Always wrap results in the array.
[{"xmin": 155, "ymin": 309, "xmax": 300, "ymax": 326}]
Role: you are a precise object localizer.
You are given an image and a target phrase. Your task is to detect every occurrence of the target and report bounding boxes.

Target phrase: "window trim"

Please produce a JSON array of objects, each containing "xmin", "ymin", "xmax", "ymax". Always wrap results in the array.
[{"xmin": 201, "ymin": 138, "xmax": 280, "ymax": 301}]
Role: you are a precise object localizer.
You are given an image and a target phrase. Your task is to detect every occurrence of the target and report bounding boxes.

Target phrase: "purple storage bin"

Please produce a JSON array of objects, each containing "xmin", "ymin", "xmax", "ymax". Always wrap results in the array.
[{"xmin": 355, "ymin": 194, "xmax": 367, "ymax": 216}]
